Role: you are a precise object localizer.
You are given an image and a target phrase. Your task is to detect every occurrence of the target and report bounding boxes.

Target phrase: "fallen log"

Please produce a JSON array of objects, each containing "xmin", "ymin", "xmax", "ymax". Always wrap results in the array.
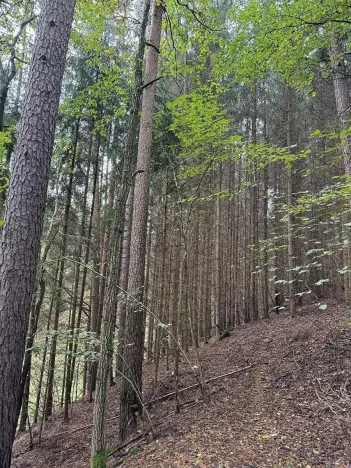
[
  {"xmin": 37, "ymin": 364, "xmax": 255, "ymax": 441},
  {"xmin": 146, "ymin": 363, "xmax": 255, "ymax": 407}
]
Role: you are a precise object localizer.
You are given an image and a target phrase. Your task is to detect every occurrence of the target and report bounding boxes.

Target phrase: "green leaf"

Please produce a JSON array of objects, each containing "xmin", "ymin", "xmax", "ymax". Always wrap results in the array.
[{"xmin": 315, "ymin": 279, "xmax": 330, "ymax": 286}]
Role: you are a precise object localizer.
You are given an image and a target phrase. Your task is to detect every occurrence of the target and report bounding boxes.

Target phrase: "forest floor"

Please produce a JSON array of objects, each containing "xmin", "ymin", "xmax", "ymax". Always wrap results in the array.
[{"xmin": 12, "ymin": 302, "xmax": 351, "ymax": 468}]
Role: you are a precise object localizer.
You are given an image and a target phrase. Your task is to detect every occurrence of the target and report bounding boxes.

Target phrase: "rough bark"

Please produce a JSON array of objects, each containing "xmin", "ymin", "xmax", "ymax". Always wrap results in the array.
[
  {"xmin": 0, "ymin": 1, "xmax": 75, "ymax": 465},
  {"xmin": 91, "ymin": 1, "xmax": 152, "ymax": 465},
  {"xmin": 119, "ymin": 3, "xmax": 164, "ymax": 443}
]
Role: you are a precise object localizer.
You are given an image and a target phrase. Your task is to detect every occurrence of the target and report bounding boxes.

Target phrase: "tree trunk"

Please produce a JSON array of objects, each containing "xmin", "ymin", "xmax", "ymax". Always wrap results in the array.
[
  {"xmin": 154, "ymin": 195, "xmax": 168, "ymax": 383},
  {"xmin": 331, "ymin": 44, "xmax": 351, "ymax": 303},
  {"xmin": 18, "ymin": 277, "xmax": 46, "ymax": 432},
  {"xmin": 91, "ymin": 1, "xmax": 152, "ymax": 465},
  {"xmin": 262, "ymin": 165, "xmax": 269, "ymax": 319},
  {"xmin": 286, "ymin": 87, "xmax": 296, "ymax": 317},
  {"xmin": 214, "ymin": 166, "xmax": 222, "ymax": 336},
  {"xmin": 86, "ymin": 143, "xmax": 101, "ymax": 402},
  {"xmin": 119, "ymin": 3, "xmax": 164, "ymax": 443},
  {"xmin": 0, "ymin": 1, "xmax": 75, "ymax": 465},
  {"xmin": 63, "ymin": 151, "xmax": 91, "ymax": 422},
  {"xmin": 0, "ymin": 84, "xmax": 9, "ymax": 132},
  {"xmin": 34, "ymin": 262, "xmax": 59, "ymax": 424},
  {"xmin": 331, "ymin": 44, "xmax": 351, "ymax": 175},
  {"xmin": 251, "ymin": 89, "xmax": 259, "ymax": 321},
  {"xmin": 45, "ymin": 123, "xmax": 79, "ymax": 419},
  {"xmin": 116, "ymin": 188, "xmax": 134, "ymax": 384}
]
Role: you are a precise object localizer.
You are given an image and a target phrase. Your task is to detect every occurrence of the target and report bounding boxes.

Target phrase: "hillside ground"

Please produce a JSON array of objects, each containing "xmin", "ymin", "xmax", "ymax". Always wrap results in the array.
[{"xmin": 12, "ymin": 303, "xmax": 351, "ymax": 468}]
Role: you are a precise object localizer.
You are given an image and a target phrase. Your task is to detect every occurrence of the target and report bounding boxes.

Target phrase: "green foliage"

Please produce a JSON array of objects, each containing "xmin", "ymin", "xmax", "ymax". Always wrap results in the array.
[
  {"xmin": 127, "ymin": 446, "xmax": 142, "ymax": 458},
  {"xmin": 214, "ymin": 0, "xmax": 351, "ymax": 89},
  {"xmin": 0, "ymin": 129, "xmax": 12, "ymax": 210},
  {"xmin": 59, "ymin": 0, "xmax": 129, "ymax": 134},
  {"xmin": 106, "ymin": 339, "xmax": 114, "ymax": 354},
  {"xmin": 91, "ymin": 450, "xmax": 107, "ymax": 468},
  {"xmin": 162, "ymin": 0, "xmax": 224, "ymax": 79},
  {"xmin": 167, "ymin": 84, "xmax": 240, "ymax": 177},
  {"xmin": 0, "ymin": 129, "xmax": 11, "ymax": 162}
]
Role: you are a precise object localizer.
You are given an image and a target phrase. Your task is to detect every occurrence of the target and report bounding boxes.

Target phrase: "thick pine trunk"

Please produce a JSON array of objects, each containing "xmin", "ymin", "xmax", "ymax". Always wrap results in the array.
[{"xmin": 0, "ymin": 1, "xmax": 75, "ymax": 465}]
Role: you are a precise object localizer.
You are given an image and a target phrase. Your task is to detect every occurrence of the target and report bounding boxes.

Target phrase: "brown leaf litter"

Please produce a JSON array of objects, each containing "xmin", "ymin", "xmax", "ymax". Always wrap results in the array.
[{"xmin": 12, "ymin": 303, "xmax": 351, "ymax": 468}]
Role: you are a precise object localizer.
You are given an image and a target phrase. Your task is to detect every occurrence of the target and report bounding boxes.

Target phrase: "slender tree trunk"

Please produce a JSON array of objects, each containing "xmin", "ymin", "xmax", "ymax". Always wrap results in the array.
[
  {"xmin": 34, "ymin": 262, "xmax": 59, "ymax": 424},
  {"xmin": 18, "ymin": 277, "xmax": 46, "ymax": 432},
  {"xmin": 262, "ymin": 165, "xmax": 269, "ymax": 319},
  {"xmin": 91, "ymin": 1, "xmax": 152, "ymax": 465},
  {"xmin": 46, "ymin": 123, "xmax": 79, "ymax": 418},
  {"xmin": 262, "ymin": 98, "xmax": 269, "ymax": 319},
  {"xmin": 0, "ymin": 84, "xmax": 9, "ymax": 132},
  {"xmin": 286, "ymin": 87, "xmax": 296, "ymax": 317},
  {"xmin": 331, "ymin": 44, "xmax": 351, "ymax": 303},
  {"xmin": 154, "ymin": 195, "xmax": 168, "ymax": 383},
  {"xmin": 119, "ymin": 3, "xmax": 164, "ymax": 443},
  {"xmin": 214, "ymin": 166, "xmax": 222, "ymax": 336},
  {"xmin": 147, "ymin": 229, "xmax": 157, "ymax": 361},
  {"xmin": 170, "ymin": 219, "xmax": 181, "ymax": 356},
  {"xmin": 192, "ymin": 219, "xmax": 200, "ymax": 347},
  {"xmin": 86, "ymin": 143, "xmax": 101, "ymax": 402},
  {"xmin": 63, "ymin": 154, "xmax": 91, "ymax": 422},
  {"xmin": 0, "ymin": 1, "xmax": 75, "ymax": 464},
  {"xmin": 116, "ymin": 189, "xmax": 134, "ymax": 384},
  {"xmin": 243, "ymin": 164, "xmax": 250, "ymax": 323},
  {"xmin": 70, "ymin": 134, "xmax": 95, "ymax": 397},
  {"xmin": 332, "ymin": 44, "xmax": 351, "ymax": 175},
  {"xmin": 251, "ymin": 89, "xmax": 259, "ymax": 321}
]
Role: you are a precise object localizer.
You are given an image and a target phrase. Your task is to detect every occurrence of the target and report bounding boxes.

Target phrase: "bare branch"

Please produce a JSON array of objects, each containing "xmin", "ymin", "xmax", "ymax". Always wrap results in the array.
[
  {"xmin": 139, "ymin": 75, "xmax": 163, "ymax": 91},
  {"xmin": 145, "ymin": 40, "xmax": 160, "ymax": 54}
]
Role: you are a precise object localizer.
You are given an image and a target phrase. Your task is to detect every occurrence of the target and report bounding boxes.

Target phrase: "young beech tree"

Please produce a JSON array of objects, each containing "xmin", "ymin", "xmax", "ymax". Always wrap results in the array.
[{"xmin": 0, "ymin": 1, "xmax": 76, "ymax": 466}]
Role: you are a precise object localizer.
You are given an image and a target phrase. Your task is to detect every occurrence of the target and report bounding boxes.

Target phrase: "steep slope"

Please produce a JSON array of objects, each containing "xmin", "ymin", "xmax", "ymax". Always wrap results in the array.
[{"xmin": 12, "ymin": 303, "xmax": 351, "ymax": 467}]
